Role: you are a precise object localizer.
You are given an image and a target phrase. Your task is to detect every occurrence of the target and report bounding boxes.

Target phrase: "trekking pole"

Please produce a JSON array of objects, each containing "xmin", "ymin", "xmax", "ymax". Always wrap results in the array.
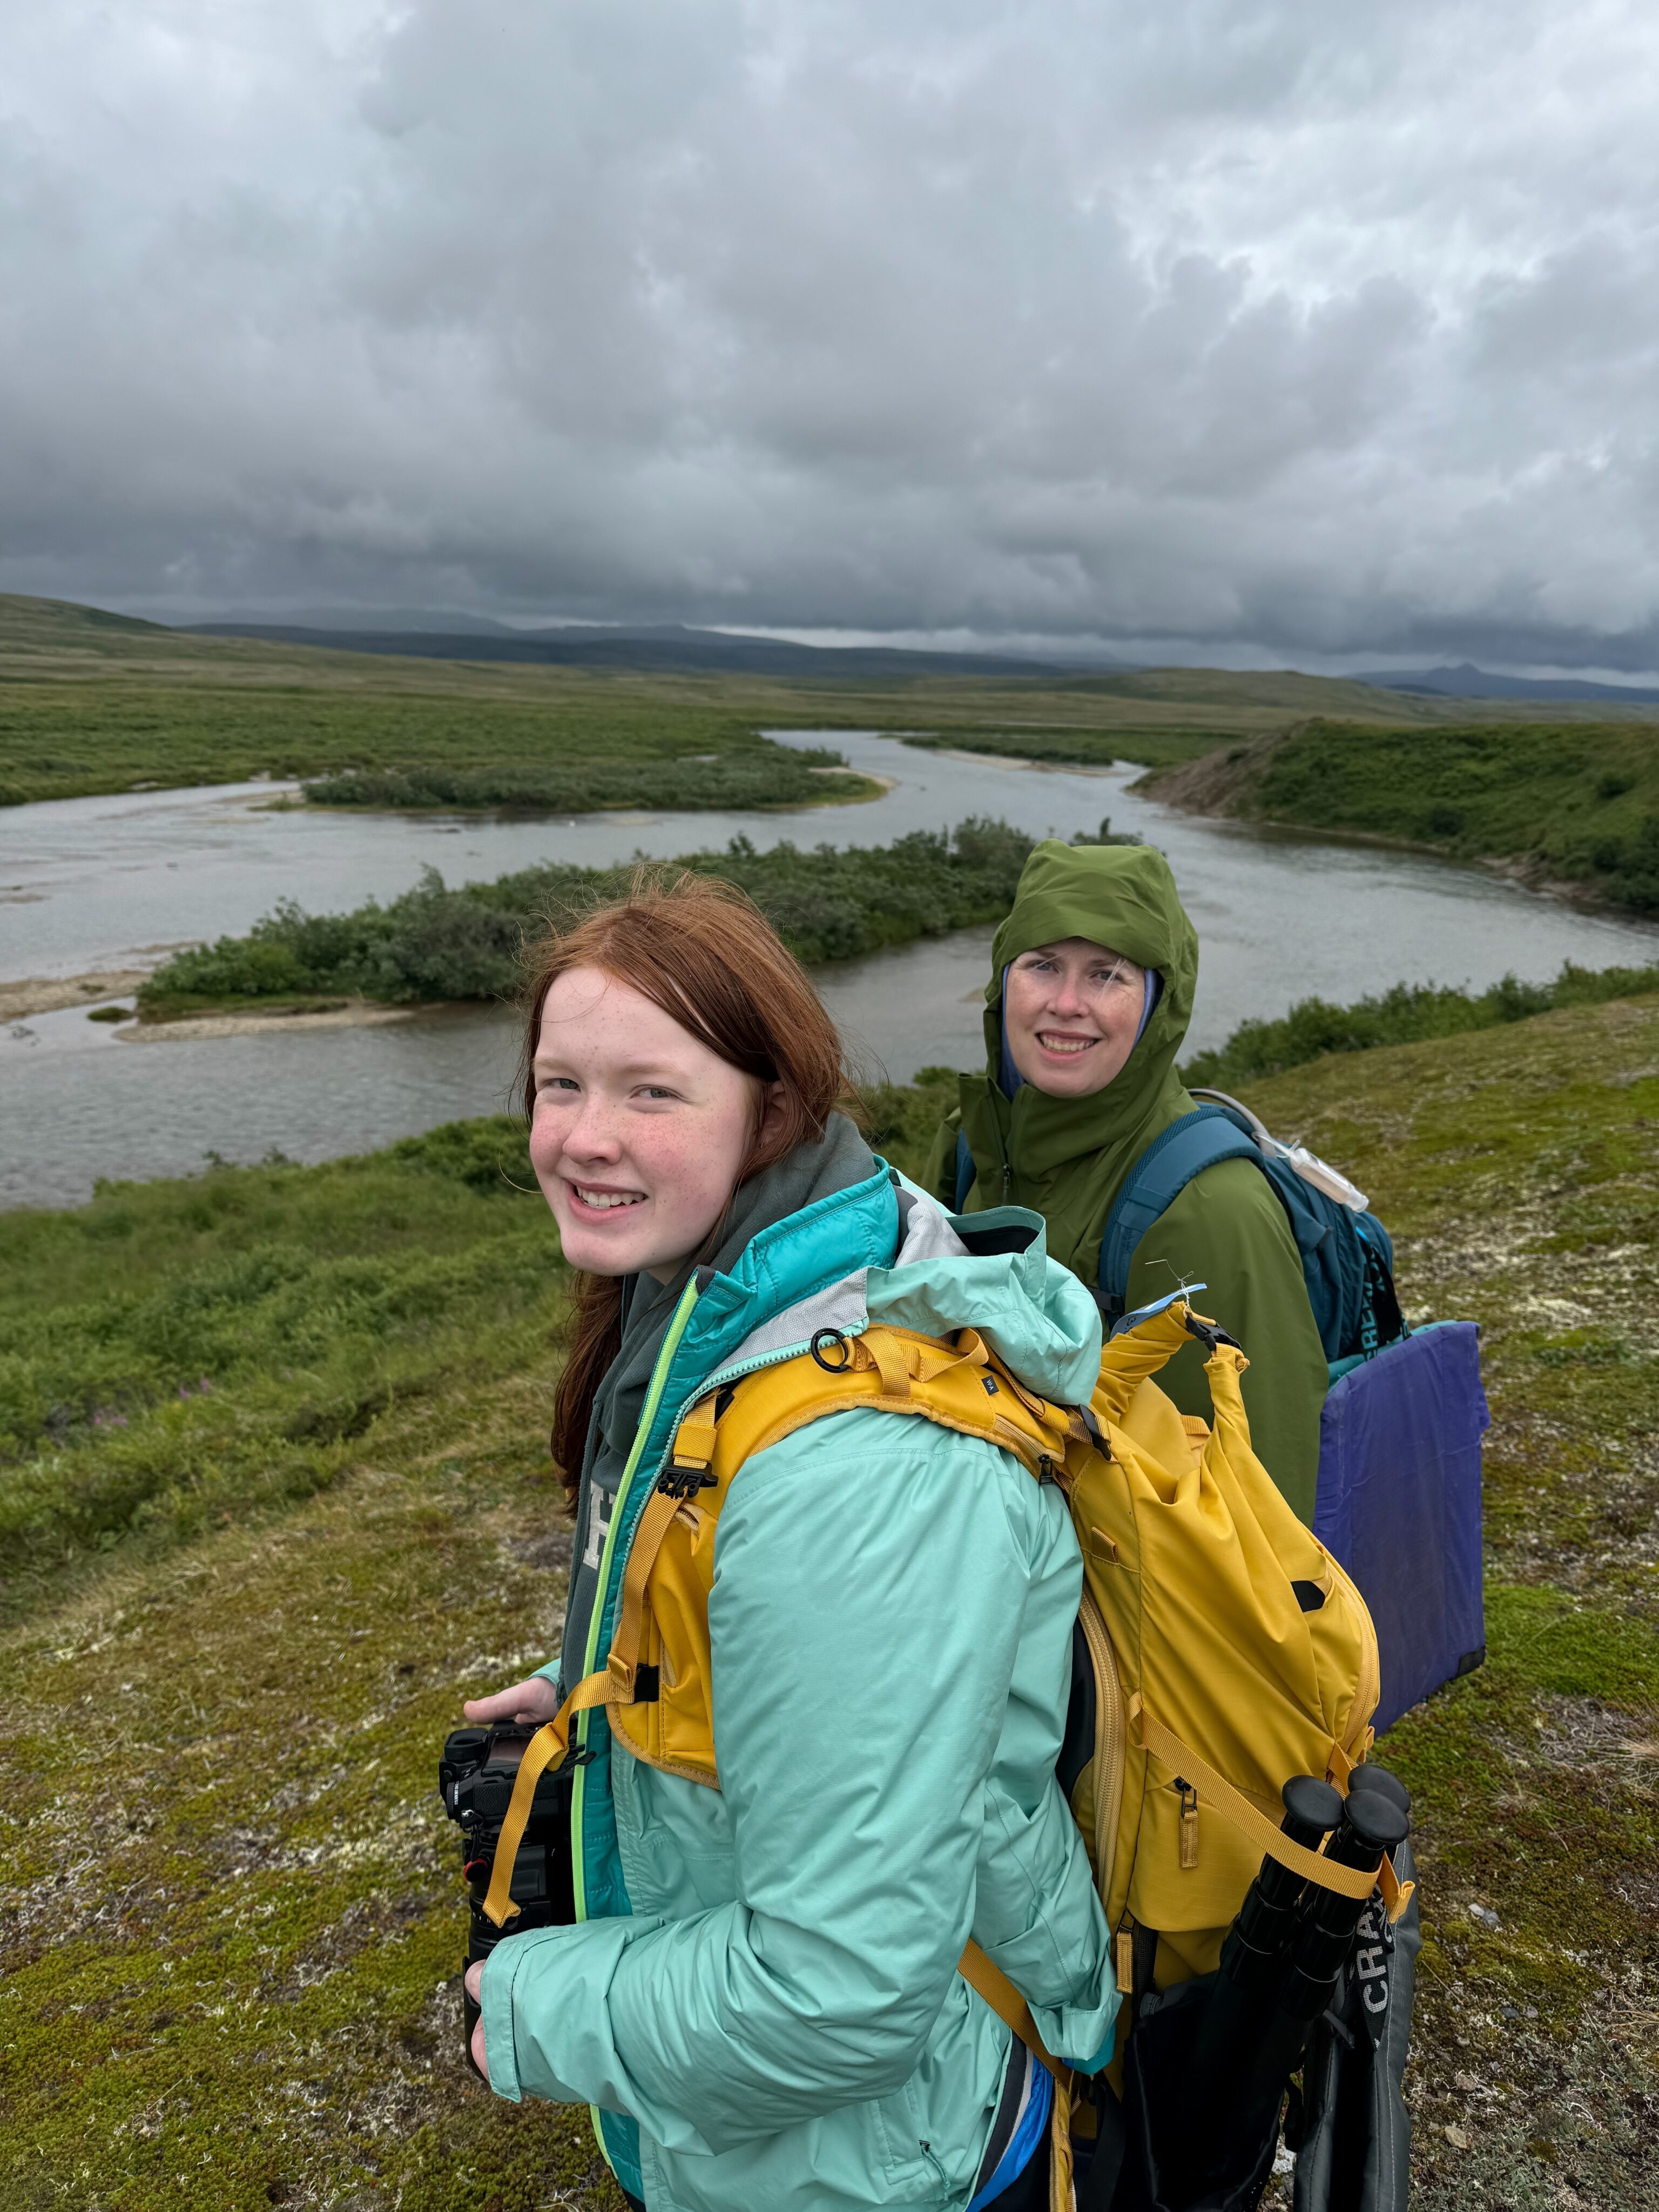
[
  {"xmin": 1325, "ymin": 1764, "xmax": 1414, "ymax": 2198},
  {"xmin": 1224, "ymin": 1789, "xmax": 1412, "ymax": 2143},
  {"xmin": 1346, "ymin": 1762, "xmax": 1411, "ymax": 1819},
  {"xmin": 1171, "ymin": 1777, "xmax": 1343, "ymax": 2199},
  {"xmin": 1217, "ymin": 1778, "xmax": 1345, "ymax": 1997}
]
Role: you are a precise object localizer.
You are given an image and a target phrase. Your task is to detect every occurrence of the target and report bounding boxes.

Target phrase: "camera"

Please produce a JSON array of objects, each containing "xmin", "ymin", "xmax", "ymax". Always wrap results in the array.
[{"xmin": 437, "ymin": 1721, "xmax": 584, "ymax": 2073}]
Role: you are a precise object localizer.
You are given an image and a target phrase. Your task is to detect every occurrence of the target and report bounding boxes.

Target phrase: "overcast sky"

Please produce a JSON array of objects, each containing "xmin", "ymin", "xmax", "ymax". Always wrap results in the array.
[{"xmin": 5, "ymin": 1, "xmax": 1659, "ymax": 670}]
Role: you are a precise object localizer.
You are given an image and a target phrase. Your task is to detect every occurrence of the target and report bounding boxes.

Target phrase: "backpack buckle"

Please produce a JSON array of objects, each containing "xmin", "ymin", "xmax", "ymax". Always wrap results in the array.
[
  {"xmin": 1181, "ymin": 1309, "xmax": 1242, "ymax": 1355},
  {"xmin": 658, "ymin": 1464, "xmax": 717, "ymax": 1501}
]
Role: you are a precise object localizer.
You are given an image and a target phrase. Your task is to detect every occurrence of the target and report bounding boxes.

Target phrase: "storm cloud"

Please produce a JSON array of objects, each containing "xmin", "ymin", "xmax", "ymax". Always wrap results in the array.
[{"xmin": 4, "ymin": 0, "xmax": 1659, "ymax": 666}]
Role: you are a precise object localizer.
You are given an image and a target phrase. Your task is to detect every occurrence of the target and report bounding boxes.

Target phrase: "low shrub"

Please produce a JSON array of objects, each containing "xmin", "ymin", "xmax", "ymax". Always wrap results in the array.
[
  {"xmin": 1183, "ymin": 959, "xmax": 1659, "ymax": 1088},
  {"xmin": 302, "ymin": 745, "xmax": 866, "ymax": 812},
  {"xmin": 139, "ymin": 820, "xmax": 1038, "ymax": 1013}
]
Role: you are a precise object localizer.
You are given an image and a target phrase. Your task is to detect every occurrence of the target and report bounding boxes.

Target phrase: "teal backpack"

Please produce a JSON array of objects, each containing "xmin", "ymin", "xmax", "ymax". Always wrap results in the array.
[{"xmin": 955, "ymin": 1087, "xmax": 1404, "ymax": 1367}]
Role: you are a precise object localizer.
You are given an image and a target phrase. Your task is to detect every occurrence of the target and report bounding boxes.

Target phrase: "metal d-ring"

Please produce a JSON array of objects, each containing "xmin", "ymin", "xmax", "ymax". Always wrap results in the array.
[{"xmin": 810, "ymin": 1327, "xmax": 852, "ymax": 1372}]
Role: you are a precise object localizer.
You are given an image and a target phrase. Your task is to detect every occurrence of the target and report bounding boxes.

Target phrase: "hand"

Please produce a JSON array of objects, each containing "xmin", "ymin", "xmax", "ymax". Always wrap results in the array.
[
  {"xmin": 465, "ymin": 1960, "xmax": 489, "ymax": 2083},
  {"xmin": 462, "ymin": 1674, "xmax": 564, "ymax": 1725}
]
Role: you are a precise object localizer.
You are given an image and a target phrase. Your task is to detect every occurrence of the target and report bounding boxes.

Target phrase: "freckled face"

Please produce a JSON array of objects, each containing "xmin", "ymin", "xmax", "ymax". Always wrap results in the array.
[
  {"xmin": 529, "ymin": 968, "xmax": 763, "ymax": 1281},
  {"xmin": 1002, "ymin": 938, "xmax": 1148, "ymax": 1098}
]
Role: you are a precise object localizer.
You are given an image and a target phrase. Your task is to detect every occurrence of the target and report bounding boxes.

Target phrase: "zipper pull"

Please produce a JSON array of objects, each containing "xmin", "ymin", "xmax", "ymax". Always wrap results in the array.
[{"xmin": 1176, "ymin": 1778, "xmax": 1199, "ymax": 1869}]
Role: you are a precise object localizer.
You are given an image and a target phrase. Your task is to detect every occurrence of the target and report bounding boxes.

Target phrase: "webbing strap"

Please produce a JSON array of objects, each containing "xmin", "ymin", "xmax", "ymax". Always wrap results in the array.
[
  {"xmin": 606, "ymin": 1485, "xmax": 683, "ymax": 1698},
  {"xmin": 481, "ymin": 1672, "xmax": 612, "ymax": 1928},
  {"xmin": 1378, "ymin": 1850, "xmax": 1415, "ymax": 1925},
  {"xmin": 866, "ymin": 1331, "xmax": 913, "ymax": 1398},
  {"xmin": 671, "ymin": 1394, "xmax": 719, "ymax": 1473},
  {"xmin": 1128, "ymin": 1694, "xmax": 1378, "ymax": 1901},
  {"xmin": 957, "ymin": 1938, "xmax": 1060, "ymax": 2078},
  {"xmin": 1325, "ymin": 1743, "xmax": 1415, "ymax": 1923}
]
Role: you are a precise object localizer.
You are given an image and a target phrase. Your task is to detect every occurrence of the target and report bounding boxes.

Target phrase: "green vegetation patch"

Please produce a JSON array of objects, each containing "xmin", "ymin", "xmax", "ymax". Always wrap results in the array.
[
  {"xmin": 899, "ymin": 726, "xmax": 1226, "ymax": 771},
  {"xmin": 137, "ymin": 819, "xmax": 1037, "ymax": 1017},
  {"xmin": 16, "ymin": 591, "xmax": 1656, "ymax": 809},
  {"xmin": 0, "ymin": 1120, "xmax": 547, "ymax": 1603},
  {"xmin": 1183, "ymin": 957, "xmax": 1659, "ymax": 1088},
  {"xmin": 1245, "ymin": 717, "xmax": 1659, "ymax": 914},
  {"xmin": 0, "ymin": 1359, "xmax": 623, "ymax": 2212},
  {"xmin": 302, "ymin": 745, "xmax": 870, "ymax": 813},
  {"xmin": 0, "ymin": 679, "xmax": 874, "ymax": 811}
]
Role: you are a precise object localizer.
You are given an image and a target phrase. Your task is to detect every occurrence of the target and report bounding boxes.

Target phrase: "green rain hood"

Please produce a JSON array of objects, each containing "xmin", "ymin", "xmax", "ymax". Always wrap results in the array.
[
  {"xmin": 926, "ymin": 839, "xmax": 1328, "ymax": 1519},
  {"xmin": 962, "ymin": 840, "xmax": 1199, "ymax": 1255}
]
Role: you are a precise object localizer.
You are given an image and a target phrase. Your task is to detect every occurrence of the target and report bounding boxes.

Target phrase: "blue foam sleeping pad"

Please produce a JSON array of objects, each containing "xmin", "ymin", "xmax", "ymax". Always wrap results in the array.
[{"xmin": 1313, "ymin": 1321, "xmax": 1489, "ymax": 1736}]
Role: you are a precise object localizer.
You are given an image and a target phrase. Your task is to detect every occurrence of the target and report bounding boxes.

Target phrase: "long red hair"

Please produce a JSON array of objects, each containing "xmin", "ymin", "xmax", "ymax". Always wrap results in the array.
[{"xmin": 519, "ymin": 869, "xmax": 855, "ymax": 1503}]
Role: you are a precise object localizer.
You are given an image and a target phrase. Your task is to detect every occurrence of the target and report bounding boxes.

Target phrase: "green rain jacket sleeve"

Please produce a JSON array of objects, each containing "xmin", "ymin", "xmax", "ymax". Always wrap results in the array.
[
  {"xmin": 480, "ymin": 1406, "xmax": 1114, "ymax": 2153},
  {"xmin": 1125, "ymin": 1157, "xmax": 1328, "ymax": 1524},
  {"xmin": 920, "ymin": 1111, "xmax": 963, "ymax": 1209}
]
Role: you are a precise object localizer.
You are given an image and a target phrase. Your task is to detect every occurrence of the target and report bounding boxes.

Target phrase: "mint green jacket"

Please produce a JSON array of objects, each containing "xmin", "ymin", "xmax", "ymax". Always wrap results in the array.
[{"xmin": 480, "ymin": 1164, "xmax": 1118, "ymax": 2211}]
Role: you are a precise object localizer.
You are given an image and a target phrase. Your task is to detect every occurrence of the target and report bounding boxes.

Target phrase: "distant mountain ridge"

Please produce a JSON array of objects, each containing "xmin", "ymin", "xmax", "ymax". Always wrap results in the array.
[
  {"xmin": 1357, "ymin": 660, "xmax": 1659, "ymax": 705},
  {"xmin": 185, "ymin": 617, "xmax": 1092, "ymax": 680},
  {"xmin": 219, "ymin": 606, "xmax": 521, "ymax": 636},
  {"xmin": 188, "ymin": 623, "xmax": 1659, "ymax": 700},
  {"xmin": 9, "ymin": 586, "xmax": 1659, "ymax": 704}
]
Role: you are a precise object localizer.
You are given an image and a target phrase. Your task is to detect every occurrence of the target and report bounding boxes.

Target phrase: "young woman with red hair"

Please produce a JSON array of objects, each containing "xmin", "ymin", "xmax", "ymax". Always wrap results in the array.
[{"xmin": 462, "ymin": 873, "xmax": 1116, "ymax": 2212}]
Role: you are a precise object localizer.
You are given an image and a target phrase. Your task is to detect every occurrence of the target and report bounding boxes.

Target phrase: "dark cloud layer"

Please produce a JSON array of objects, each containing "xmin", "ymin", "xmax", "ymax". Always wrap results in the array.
[{"xmin": 4, "ymin": 1, "xmax": 1658, "ymax": 666}]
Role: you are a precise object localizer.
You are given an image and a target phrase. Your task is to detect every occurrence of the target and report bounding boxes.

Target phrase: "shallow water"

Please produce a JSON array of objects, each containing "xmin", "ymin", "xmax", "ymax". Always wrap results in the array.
[{"xmin": 5, "ymin": 731, "xmax": 1657, "ymax": 1208}]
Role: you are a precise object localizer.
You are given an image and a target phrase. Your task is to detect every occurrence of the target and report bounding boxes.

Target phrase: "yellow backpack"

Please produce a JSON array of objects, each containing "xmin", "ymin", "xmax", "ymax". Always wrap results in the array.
[{"xmin": 485, "ymin": 1298, "xmax": 1410, "ymax": 2198}]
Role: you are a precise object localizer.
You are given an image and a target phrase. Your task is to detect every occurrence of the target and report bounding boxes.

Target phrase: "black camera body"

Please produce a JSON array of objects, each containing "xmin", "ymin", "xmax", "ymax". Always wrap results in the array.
[{"xmin": 438, "ymin": 1721, "xmax": 583, "ymax": 2072}]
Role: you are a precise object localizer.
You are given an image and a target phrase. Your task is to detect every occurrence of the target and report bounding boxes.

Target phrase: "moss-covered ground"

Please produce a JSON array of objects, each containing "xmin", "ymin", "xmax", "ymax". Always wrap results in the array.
[
  {"xmin": 3, "ymin": 1002, "xmax": 1656, "ymax": 2207},
  {"xmin": 1250, "ymin": 995, "xmax": 1659, "ymax": 2208}
]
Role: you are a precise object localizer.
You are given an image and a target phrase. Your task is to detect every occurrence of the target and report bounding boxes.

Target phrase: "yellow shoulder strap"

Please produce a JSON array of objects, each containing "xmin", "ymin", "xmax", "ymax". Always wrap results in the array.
[
  {"xmin": 957, "ymin": 1938, "xmax": 1060, "ymax": 2076},
  {"xmin": 716, "ymin": 1324, "xmax": 1075, "ymax": 1482},
  {"xmin": 482, "ymin": 1328, "xmax": 1085, "ymax": 1934}
]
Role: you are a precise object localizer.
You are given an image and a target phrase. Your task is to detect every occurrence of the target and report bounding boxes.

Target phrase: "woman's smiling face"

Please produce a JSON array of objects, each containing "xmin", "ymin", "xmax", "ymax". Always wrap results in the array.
[
  {"xmin": 1002, "ymin": 937, "xmax": 1148, "ymax": 1098},
  {"xmin": 529, "ymin": 966, "xmax": 776, "ymax": 1280}
]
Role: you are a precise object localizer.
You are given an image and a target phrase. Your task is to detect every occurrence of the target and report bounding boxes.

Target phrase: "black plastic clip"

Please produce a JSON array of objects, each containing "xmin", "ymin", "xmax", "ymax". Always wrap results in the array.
[
  {"xmin": 1181, "ymin": 1309, "xmax": 1242, "ymax": 1355},
  {"xmin": 658, "ymin": 1463, "xmax": 718, "ymax": 1500},
  {"xmin": 810, "ymin": 1327, "xmax": 852, "ymax": 1372}
]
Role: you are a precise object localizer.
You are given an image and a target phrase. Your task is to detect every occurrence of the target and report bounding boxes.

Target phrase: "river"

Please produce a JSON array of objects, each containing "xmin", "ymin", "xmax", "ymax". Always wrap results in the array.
[{"xmin": 5, "ymin": 731, "xmax": 1657, "ymax": 1208}]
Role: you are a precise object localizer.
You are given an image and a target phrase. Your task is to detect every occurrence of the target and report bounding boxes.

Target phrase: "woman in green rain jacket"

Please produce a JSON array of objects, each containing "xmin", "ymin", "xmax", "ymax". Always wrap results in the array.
[{"xmin": 923, "ymin": 840, "xmax": 1328, "ymax": 1523}]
